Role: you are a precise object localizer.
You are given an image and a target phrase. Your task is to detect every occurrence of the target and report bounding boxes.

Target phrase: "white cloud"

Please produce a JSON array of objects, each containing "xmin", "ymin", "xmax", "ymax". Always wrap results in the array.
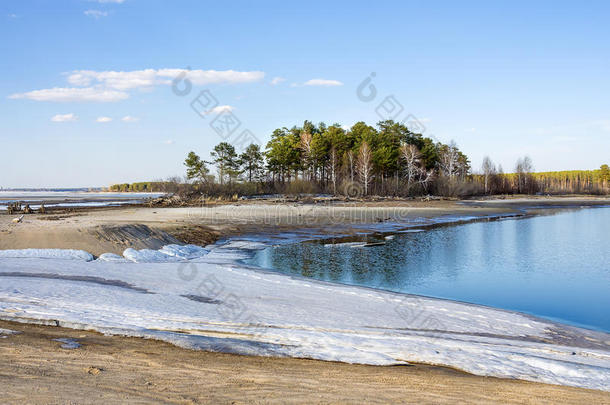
[
  {"xmin": 303, "ymin": 79, "xmax": 343, "ymax": 87},
  {"xmin": 121, "ymin": 115, "xmax": 139, "ymax": 122},
  {"xmin": 164, "ymin": 139, "xmax": 175, "ymax": 145},
  {"xmin": 8, "ymin": 14, "xmax": 17, "ymax": 18},
  {"xmin": 51, "ymin": 113, "xmax": 77, "ymax": 122},
  {"xmin": 96, "ymin": 116, "xmax": 112, "ymax": 123},
  {"xmin": 84, "ymin": 10, "xmax": 108, "ymax": 18},
  {"xmin": 196, "ymin": 105, "xmax": 235, "ymax": 116},
  {"xmin": 67, "ymin": 69, "xmax": 264, "ymax": 90},
  {"xmin": 210, "ymin": 105, "xmax": 234, "ymax": 114},
  {"xmin": 270, "ymin": 77, "xmax": 286, "ymax": 85},
  {"xmin": 9, "ymin": 87, "xmax": 129, "ymax": 102},
  {"xmin": 10, "ymin": 68, "xmax": 264, "ymax": 104},
  {"xmin": 95, "ymin": 0, "xmax": 125, "ymax": 3}
]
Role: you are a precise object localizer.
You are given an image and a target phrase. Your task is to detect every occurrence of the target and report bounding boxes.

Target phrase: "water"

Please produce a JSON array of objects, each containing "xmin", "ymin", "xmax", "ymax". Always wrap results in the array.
[
  {"xmin": 248, "ymin": 207, "xmax": 610, "ymax": 332},
  {"xmin": 0, "ymin": 191, "xmax": 163, "ymax": 210}
]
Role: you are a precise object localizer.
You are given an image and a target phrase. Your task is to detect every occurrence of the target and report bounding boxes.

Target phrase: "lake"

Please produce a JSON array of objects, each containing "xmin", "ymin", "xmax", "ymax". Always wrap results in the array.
[
  {"xmin": 248, "ymin": 207, "xmax": 610, "ymax": 332},
  {"xmin": 0, "ymin": 191, "xmax": 163, "ymax": 211}
]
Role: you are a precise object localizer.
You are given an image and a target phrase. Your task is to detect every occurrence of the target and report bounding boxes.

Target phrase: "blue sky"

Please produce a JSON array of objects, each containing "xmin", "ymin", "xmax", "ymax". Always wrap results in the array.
[{"xmin": 1, "ymin": 0, "xmax": 609, "ymax": 188}]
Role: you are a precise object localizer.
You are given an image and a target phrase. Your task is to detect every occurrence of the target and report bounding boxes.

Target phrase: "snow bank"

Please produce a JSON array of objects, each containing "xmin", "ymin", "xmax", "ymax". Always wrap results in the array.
[
  {"xmin": 0, "ymin": 249, "xmax": 93, "ymax": 261},
  {"xmin": 0, "ymin": 241, "xmax": 609, "ymax": 391},
  {"xmin": 122, "ymin": 248, "xmax": 180, "ymax": 263},
  {"xmin": 96, "ymin": 253, "xmax": 128, "ymax": 262},
  {"xmin": 159, "ymin": 244, "xmax": 209, "ymax": 260}
]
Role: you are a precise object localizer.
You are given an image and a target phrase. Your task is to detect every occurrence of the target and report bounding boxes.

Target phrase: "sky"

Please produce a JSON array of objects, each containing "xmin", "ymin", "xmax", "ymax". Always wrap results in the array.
[{"xmin": 1, "ymin": 0, "xmax": 609, "ymax": 188}]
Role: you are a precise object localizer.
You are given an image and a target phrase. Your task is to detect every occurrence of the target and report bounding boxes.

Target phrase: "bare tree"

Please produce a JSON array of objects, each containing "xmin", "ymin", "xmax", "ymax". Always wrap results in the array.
[
  {"xmin": 346, "ymin": 150, "xmax": 355, "ymax": 182},
  {"xmin": 515, "ymin": 156, "xmax": 534, "ymax": 193},
  {"xmin": 481, "ymin": 156, "xmax": 496, "ymax": 194},
  {"xmin": 400, "ymin": 144, "xmax": 422, "ymax": 191},
  {"xmin": 300, "ymin": 131, "xmax": 313, "ymax": 181},
  {"xmin": 356, "ymin": 141, "xmax": 373, "ymax": 195},
  {"xmin": 439, "ymin": 140, "xmax": 460, "ymax": 178},
  {"xmin": 418, "ymin": 168, "xmax": 435, "ymax": 193},
  {"xmin": 329, "ymin": 147, "xmax": 338, "ymax": 195}
]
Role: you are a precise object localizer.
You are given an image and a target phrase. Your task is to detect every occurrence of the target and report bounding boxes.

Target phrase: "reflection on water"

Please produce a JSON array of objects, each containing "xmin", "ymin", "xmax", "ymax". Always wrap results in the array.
[{"xmin": 249, "ymin": 208, "xmax": 610, "ymax": 332}]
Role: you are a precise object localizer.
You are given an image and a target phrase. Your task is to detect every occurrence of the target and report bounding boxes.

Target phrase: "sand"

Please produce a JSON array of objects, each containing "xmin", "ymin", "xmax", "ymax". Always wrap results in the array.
[
  {"xmin": 1, "ymin": 320, "xmax": 609, "ymax": 404},
  {"xmin": 4, "ymin": 196, "xmax": 607, "ymax": 256}
]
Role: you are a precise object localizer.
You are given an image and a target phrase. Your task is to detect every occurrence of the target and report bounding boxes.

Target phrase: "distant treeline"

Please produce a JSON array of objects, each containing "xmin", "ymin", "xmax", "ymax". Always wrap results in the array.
[
  {"xmin": 110, "ymin": 119, "xmax": 609, "ymax": 197},
  {"xmin": 107, "ymin": 181, "xmax": 185, "ymax": 193},
  {"xmin": 472, "ymin": 167, "xmax": 610, "ymax": 195}
]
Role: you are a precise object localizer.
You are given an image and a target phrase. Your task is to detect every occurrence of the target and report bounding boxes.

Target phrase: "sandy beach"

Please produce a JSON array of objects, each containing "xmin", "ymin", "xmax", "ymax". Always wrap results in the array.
[
  {"xmin": 1, "ymin": 197, "xmax": 609, "ymax": 404},
  {"xmin": 2, "ymin": 320, "xmax": 609, "ymax": 404}
]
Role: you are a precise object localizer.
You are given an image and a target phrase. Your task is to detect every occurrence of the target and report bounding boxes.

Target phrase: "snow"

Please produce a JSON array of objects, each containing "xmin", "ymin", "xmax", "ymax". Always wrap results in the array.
[
  {"xmin": 0, "ymin": 249, "xmax": 93, "ymax": 261},
  {"xmin": 159, "ymin": 244, "xmax": 209, "ymax": 259},
  {"xmin": 0, "ymin": 243, "xmax": 609, "ymax": 391},
  {"xmin": 96, "ymin": 253, "xmax": 128, "ymax": 262},
  {"xmin": 0, "ymin": 328, "xmax": 19, "ymax": 335},
  {"xmin": 123, "ymin": 248, "xmax": 181, "ymax": 263}
]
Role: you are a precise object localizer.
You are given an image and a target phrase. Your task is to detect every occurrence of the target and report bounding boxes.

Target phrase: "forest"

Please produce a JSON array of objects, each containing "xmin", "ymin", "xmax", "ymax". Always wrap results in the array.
[{"xmin": 109, "ymin": 120, "xmax": 610, "ymax": 197}]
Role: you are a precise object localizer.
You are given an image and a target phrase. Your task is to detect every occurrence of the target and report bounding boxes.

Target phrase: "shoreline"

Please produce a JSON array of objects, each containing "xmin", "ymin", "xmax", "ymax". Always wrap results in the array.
[
  {"xmin": 1, "ymin": 197, "xmax": 609, "ymax": 402},
  {"xmin": 1, "ymin": 196, "xmax": 608, "ymax": 256},
  {"xmin": 2, "ymin": 320, "xmax": 609, "ymax": 404}
]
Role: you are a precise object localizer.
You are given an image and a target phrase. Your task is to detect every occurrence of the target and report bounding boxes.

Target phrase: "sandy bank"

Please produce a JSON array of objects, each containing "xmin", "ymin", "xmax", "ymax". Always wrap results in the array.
[
  {"xmin": 1, "ymin": 197, "xmax": 607, "ymax": 256},
  {"xmin": 1, "ymin": 320, "xmax": 608, "ymax": 405}
]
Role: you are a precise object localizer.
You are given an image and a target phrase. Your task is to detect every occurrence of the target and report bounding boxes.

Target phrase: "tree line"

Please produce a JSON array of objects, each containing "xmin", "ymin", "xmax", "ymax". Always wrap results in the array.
[
  {"xmin": 183, "ymin": 120, "xmax": 473, "ymax": 197},
  {"xmin": 110, "ymin": 119, "xmax": 609, "ymax": 196}
]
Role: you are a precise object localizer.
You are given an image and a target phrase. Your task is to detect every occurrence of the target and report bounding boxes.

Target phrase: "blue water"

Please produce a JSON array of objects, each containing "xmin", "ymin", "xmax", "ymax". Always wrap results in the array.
[{"xmin": 248, "ymin": 208, "xmax": 610, "ymax": 332}]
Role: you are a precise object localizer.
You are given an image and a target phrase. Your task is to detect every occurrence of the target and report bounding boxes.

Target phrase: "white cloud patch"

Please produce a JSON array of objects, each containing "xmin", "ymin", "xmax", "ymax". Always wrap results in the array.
[
  {"xmin": 9, "ymin": 68, "xmax": 265, "ymax": 103},
  {"xmin": 84, "ymin": 10, "xmax": 108, "ymax": 18},
  {"xmin": 270, "ymin": 77, "xmax": 286, "ymax": 85},
  {"xmin": 210, "ymin": 105, "xmax": 234, "ymax": 114},
  {"xmin": 164, "ymin": 139, "xmax": 175, "ymax": 145},
  {"xmin": 67, "ymin": 69, "xmax": 264, "ymax": 90},
  {"xmin": 96, "ymin": 116, "xmax": 112, "ymax": 123},
  {"xmin": 9, "ymin": 87, "xmax": 129, "ymax": 102},
  {"xmin": 95, "ymin": 0, "xmax": 125, "ymax": 3},
  {"xmin": 51, "ymin": 113, "xmax": 77, "ymax": 122},
  {"xmin": 303, "ymin": 79, "xmax": 343, "ymax": 87},
  {"xmin": 121, "ymin": 115, "xmax": 139, "ymax": 122}
]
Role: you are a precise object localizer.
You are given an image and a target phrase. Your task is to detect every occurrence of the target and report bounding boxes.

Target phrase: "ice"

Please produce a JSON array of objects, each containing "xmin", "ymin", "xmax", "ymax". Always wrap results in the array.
[
  {"xmin": 0, "ymin": 328, "xmax": 19, "ymax": 335},
  {"xmin": 122, "ymin": 248, "xmax": 180, "ymax": 263},
  {"xmin": 0, "ymin": 241, "xmax": 609, "ymax": 391},
  {"xmin": 97, "ymin": 253, "xmax": 128, "ymax": 262},
  {"xmin": 324, "ymin": 242, "xmax": 367, "ymax": 248},
  {"xmin": 53, "ymin": 338, "xmax": 81, "ymax": 349},
  {"xmin": 159, "ymin": 244, "xmax": 209, "ymax": 259},
  {"xmin": 0, "ymin": 249, "xmax": 93, "ymax": 261}
]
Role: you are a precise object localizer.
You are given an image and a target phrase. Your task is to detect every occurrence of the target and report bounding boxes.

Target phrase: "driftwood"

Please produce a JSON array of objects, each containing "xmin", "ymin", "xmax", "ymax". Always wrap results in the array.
[{"xmin": 12, "ymin": 214, "xmax": 24, "ymax": 223}]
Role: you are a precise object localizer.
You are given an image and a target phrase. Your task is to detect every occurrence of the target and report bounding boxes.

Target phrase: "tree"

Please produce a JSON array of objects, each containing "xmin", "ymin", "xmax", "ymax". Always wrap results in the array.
[
  {"xmin": 184, "ymin": 151, "xmax": 209, "ymax": 184},
  {"xmin": 329, "ymin": 147, "xmax": 338, "ymax": 194},
  {"xmin": 239, "ymin": 144, "xmax": 264, "ymax": 182},
  {"xmin": 481, "ymin": 156, "xmax": 496, "ymax": 194},
  {"xmin": 515, "ymin": 156, "xmax": 534, "ymax": 194},
  {"xmin": 211, "ymin": 142, "xmax": 240, "ymax": 185},
  {"xmin": 400, "ymin": 144, "xmax": 421, "ymax": 191},
  {"xmin": 438, "ymin": 140, "xmax": 460, "ymax": 178},
  {"xmin": 356, "ymin": 141, "xmax": 373, "ymax": 195}
]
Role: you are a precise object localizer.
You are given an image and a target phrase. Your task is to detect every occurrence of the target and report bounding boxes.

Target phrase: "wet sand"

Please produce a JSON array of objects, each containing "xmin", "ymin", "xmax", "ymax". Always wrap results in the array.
[{"xmin": 1, "ymin": 320, "xmax": 609, "ymax": 404}]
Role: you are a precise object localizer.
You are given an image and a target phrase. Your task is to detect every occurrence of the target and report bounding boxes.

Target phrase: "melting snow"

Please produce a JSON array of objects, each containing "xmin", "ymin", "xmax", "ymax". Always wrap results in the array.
[{"xmin": 0, "ymin": 243, "xmax": 608, "ymax": 391}]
